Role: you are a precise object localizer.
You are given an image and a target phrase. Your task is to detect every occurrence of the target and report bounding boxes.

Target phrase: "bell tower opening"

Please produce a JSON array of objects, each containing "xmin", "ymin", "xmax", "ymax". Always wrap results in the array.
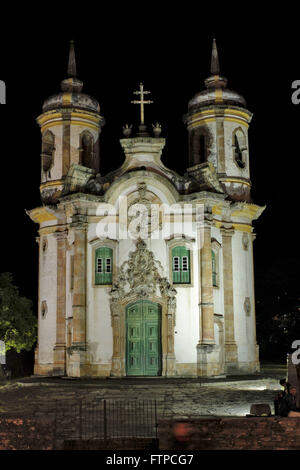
[
  {"xmin": 189, "ymin": 128, "xmax": 209, "ymax": 166},
  {"xmin": 41, "ymin": 130, "xmax": 55, "ymax": 176},
  {"xmin": 234, "ymin": 133, "xmax": 246, "ymax": 168},
  {"xmin": 80, "ymin": 131, "xmax": 94, "ymax": 169}
]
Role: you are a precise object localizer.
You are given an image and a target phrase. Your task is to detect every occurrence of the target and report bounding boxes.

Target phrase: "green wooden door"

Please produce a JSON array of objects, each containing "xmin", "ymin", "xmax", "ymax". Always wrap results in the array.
[{"xmin": 126, "ymin": 300, "xmax": 162, "ymax": 376}]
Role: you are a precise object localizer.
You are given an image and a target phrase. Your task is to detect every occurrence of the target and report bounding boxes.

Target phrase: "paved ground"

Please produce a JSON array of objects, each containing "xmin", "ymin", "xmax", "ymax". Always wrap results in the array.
[{"xmin": 0, "ymin": 363, "xmax": 286, "ymax": 420}]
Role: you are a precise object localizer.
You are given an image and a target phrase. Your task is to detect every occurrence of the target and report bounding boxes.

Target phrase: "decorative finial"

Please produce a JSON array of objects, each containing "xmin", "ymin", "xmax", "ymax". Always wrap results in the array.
[
  {"xmin": 152, "ymin": 122, "xmax": 162, "ymax": 137},
  {"xmin": 122, "ymin": 123, "xmax": 133, "ymax": 137},
  {"xmin": 210, "ymin": 37, "xmax": 220, "ymax": 75},
  {"xmin": 67, "ymin": 40, "xmax": 77, "ymax": 78},
  {"xmin": 131, "ymin": 83, "xmax": 153, "ymax": 126}
]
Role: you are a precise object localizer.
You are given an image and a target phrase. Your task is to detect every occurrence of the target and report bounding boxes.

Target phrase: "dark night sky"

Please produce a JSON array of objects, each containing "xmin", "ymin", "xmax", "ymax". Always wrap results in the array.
[{"xmin": 0, "ymin": 10, "xmax": 299, "ymax": 308}]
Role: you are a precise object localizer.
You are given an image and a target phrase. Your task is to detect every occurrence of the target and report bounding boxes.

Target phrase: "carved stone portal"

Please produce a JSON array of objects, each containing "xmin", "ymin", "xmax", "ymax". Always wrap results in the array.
[{"xmin": 109, "ymin": 238, "xmax": 177, "ymax": 376}]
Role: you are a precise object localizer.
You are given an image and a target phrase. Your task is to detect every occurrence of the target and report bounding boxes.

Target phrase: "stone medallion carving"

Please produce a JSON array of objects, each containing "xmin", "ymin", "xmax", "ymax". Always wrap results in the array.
[
  {"xmin": 244, "ymin": 297, "xmax": 251, "ymax": 316},
  {"xmin": 41, "ymin": 300, "xmax": 48, "ymax": 319},
  {"xmin": 242, "ymin": 232, "xmax": 249, "ymax": 251},
  {"xmin": 42, "ymin": 237, "xmax": 48, "ymax": 252},
  {"xmin": 110, "ymin": 238, "xmax": 176, "ymax": 306},
  {"xmin": 127, "ymin": 183, "xmax": 163, "ymax": 236}
]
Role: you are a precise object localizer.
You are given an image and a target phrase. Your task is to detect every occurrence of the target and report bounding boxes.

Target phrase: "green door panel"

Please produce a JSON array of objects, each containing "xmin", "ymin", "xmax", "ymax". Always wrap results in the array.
[{"xmin": 126, "ymin": 300, "xmax": 162, "ymax": 376}]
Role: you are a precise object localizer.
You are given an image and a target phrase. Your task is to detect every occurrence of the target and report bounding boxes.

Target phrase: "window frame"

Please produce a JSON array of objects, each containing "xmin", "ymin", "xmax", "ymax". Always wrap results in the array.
[
  {"xmin": 170, "ymin": 243, "xmax": 193, "ymax": 286},
  {"xmin": 232, "ymin": 127, "xmax": 248, "ymax": 170},
  {"xmin": 90, "ymin": 238, "xmax": 117, "ymax": 288},
  {"xmin": 94, "ymin": 247, "xmax": 113, "ymax": 285}
]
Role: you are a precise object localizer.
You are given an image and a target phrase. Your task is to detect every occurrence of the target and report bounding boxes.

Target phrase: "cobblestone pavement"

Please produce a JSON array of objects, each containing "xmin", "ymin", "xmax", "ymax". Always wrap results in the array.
[{"xmin": 0, "ymin": 364, "xmax": 287, "ymax": 420}]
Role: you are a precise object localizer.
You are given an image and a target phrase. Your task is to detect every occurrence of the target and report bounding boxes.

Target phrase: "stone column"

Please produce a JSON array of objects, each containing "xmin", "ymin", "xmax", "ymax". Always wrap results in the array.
[
  {"xmin": 196, "ymin": 214, "xmax": 219, "ymax": 377},
  {"xmin": 165, "ymin": 295, "xmax": 176, "ymax": 377},
  {"xmin": 221, "ymin": 226, "xmax": 238, "ymax": 373},
  {"xmin": 53, "ymin": 230, "xmax": 67, "ymax": 375},
  {"xmin": 200, "ymin": 220, "xmax": 215, "ymax": 344},
  {"xmin": 70, "ymin": 216, "xmax": 87, "ymax": 376},
  {"xmin": 110, "ymin": 299, "xmax": 122, "ymax": 377}
]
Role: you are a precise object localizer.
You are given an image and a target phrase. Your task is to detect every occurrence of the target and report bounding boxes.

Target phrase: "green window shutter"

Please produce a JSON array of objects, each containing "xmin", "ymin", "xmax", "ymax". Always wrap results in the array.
[
  {"xmin": 212, "ymin": 250, "xmax": 217, "ymax": 287},
  {"xmin": 181, "ymin": 252, "xmax": 190, "ymax": 283},
  {"xmin": 172, "ymin": 254, "xmax": 180, "ymax": 283},
  {"xmin": 95, "ymin": 247, "xmax": 113, "ymax": 285},
  {"xmin": 172, "ymin": 246, "xmax": 191, "ymax": 284}
]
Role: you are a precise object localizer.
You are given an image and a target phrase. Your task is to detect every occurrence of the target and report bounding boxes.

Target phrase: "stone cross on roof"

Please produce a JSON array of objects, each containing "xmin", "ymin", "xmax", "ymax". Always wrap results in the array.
[{"xmin": 131, "ymin": 82, "xmax": 153, "ymax": 125}]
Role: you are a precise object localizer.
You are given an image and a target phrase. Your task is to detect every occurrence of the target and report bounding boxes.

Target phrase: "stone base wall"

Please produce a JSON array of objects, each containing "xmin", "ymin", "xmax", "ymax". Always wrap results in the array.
[
  {"xmin": 34, "ymin": 363, "xmax": 55, "ymax": 375},
  {"xmin": 175, "ymin": 363, "xmax": 197, "ymax": 377},
  {"xmin": 1, "ymin": 415, "xmax": 300, "ymax": 450},
  {"xmin": 0, "ymin": 415, "xmax": 54, "ymax": 450},
  {"xmin": 34, "ymin": 356, "xmax": 260, "ymax": 378},
  {"xmin": 34, "ymin": 361, "xmax": 260, "ymax": 378},
  {"xmin": 235, "ymin": 360, "xmax": 260, "ymax": 375},
  {"xmin": 159, "ymin": 417, "xmax": 300, "ymax": 450},
  {"xmin": 197, "ymin": 345, "xmax": 223, "ymax": 377}
]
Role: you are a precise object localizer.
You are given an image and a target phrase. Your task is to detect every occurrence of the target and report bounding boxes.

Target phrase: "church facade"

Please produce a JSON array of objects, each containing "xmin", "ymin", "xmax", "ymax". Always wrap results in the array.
[{"xmin": 28, "ymin": 40, "xmax": 265, "ymax": 378}]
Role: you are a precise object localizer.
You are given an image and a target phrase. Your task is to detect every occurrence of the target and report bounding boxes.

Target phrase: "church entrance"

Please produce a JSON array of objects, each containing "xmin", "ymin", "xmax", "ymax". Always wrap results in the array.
[{"xmin": 126, "ymin": 300, "xmax": 162, "ymax": 376}]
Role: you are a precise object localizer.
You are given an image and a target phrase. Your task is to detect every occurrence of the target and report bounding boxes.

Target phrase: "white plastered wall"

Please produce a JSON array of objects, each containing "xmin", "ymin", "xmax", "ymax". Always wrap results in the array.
[
  {"xmin": 232, "ymin": 230, "xmax": 256, "ymax": 365},
  {"xmin": 38, "ymin": 232, "xmax": 57, "ymax": 364}
]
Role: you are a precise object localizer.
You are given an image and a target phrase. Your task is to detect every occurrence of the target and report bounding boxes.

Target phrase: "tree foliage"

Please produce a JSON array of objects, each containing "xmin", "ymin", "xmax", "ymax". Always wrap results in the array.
[{"xmin": 0, "ymin": 273, "xmax": 37, "ymax": 353}]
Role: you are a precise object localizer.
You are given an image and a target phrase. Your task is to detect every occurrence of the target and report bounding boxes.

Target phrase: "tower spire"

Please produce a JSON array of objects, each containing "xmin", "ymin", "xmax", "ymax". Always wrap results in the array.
[
  {"xmin": 210, "ymin": 37, "xmax": 220, "ymax": 75},
  {"xmin": 67, "ymin": 40, "xmax": 77, "ymax": 78}
]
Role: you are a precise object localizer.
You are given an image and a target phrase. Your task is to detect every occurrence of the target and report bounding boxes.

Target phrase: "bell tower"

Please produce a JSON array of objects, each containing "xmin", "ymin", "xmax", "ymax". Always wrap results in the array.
[
  {"xmin": 37, "ymin": 41, "xmax": 105, "ymax": 204},
  {"xmin": 184, "ymin": 38, "xmax": 253, "ymax": 202}
]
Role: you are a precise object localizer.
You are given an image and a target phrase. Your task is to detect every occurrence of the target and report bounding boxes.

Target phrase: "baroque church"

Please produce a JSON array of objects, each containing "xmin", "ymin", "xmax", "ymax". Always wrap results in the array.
[{"xmin": 28, "ymin": 40, "xmax": 265, "ymax": 378}]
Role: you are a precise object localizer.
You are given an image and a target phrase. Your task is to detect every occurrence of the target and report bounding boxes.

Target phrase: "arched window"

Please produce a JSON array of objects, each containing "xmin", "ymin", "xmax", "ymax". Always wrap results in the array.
[
  {"xmin": 80, "ymin": 131, "xmax": 94, "ymax": 168},
  {"xmin": 233, "ymin": 129, "xmax": 247, "ymax": 169},
  {"xmin": 189, "ymin": 129, "xmax": 209, "ymax": 166},
  {"xmin": 95, "ymin": 247, "xmax": 113, "ymax": 285},
  {"xmin": 41, "ymin": 131, "xmax": 55, "ymax": 173},
  {"xmin": 172, "ymin": 246, "xmax": 191, "ymax": 284}
]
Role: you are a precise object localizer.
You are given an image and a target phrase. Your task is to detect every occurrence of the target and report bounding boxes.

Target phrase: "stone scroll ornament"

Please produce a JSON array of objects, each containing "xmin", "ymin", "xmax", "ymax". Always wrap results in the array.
[{"xmin": 109, "ymin": 238, "xmax": 177, "ymax": 322}]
